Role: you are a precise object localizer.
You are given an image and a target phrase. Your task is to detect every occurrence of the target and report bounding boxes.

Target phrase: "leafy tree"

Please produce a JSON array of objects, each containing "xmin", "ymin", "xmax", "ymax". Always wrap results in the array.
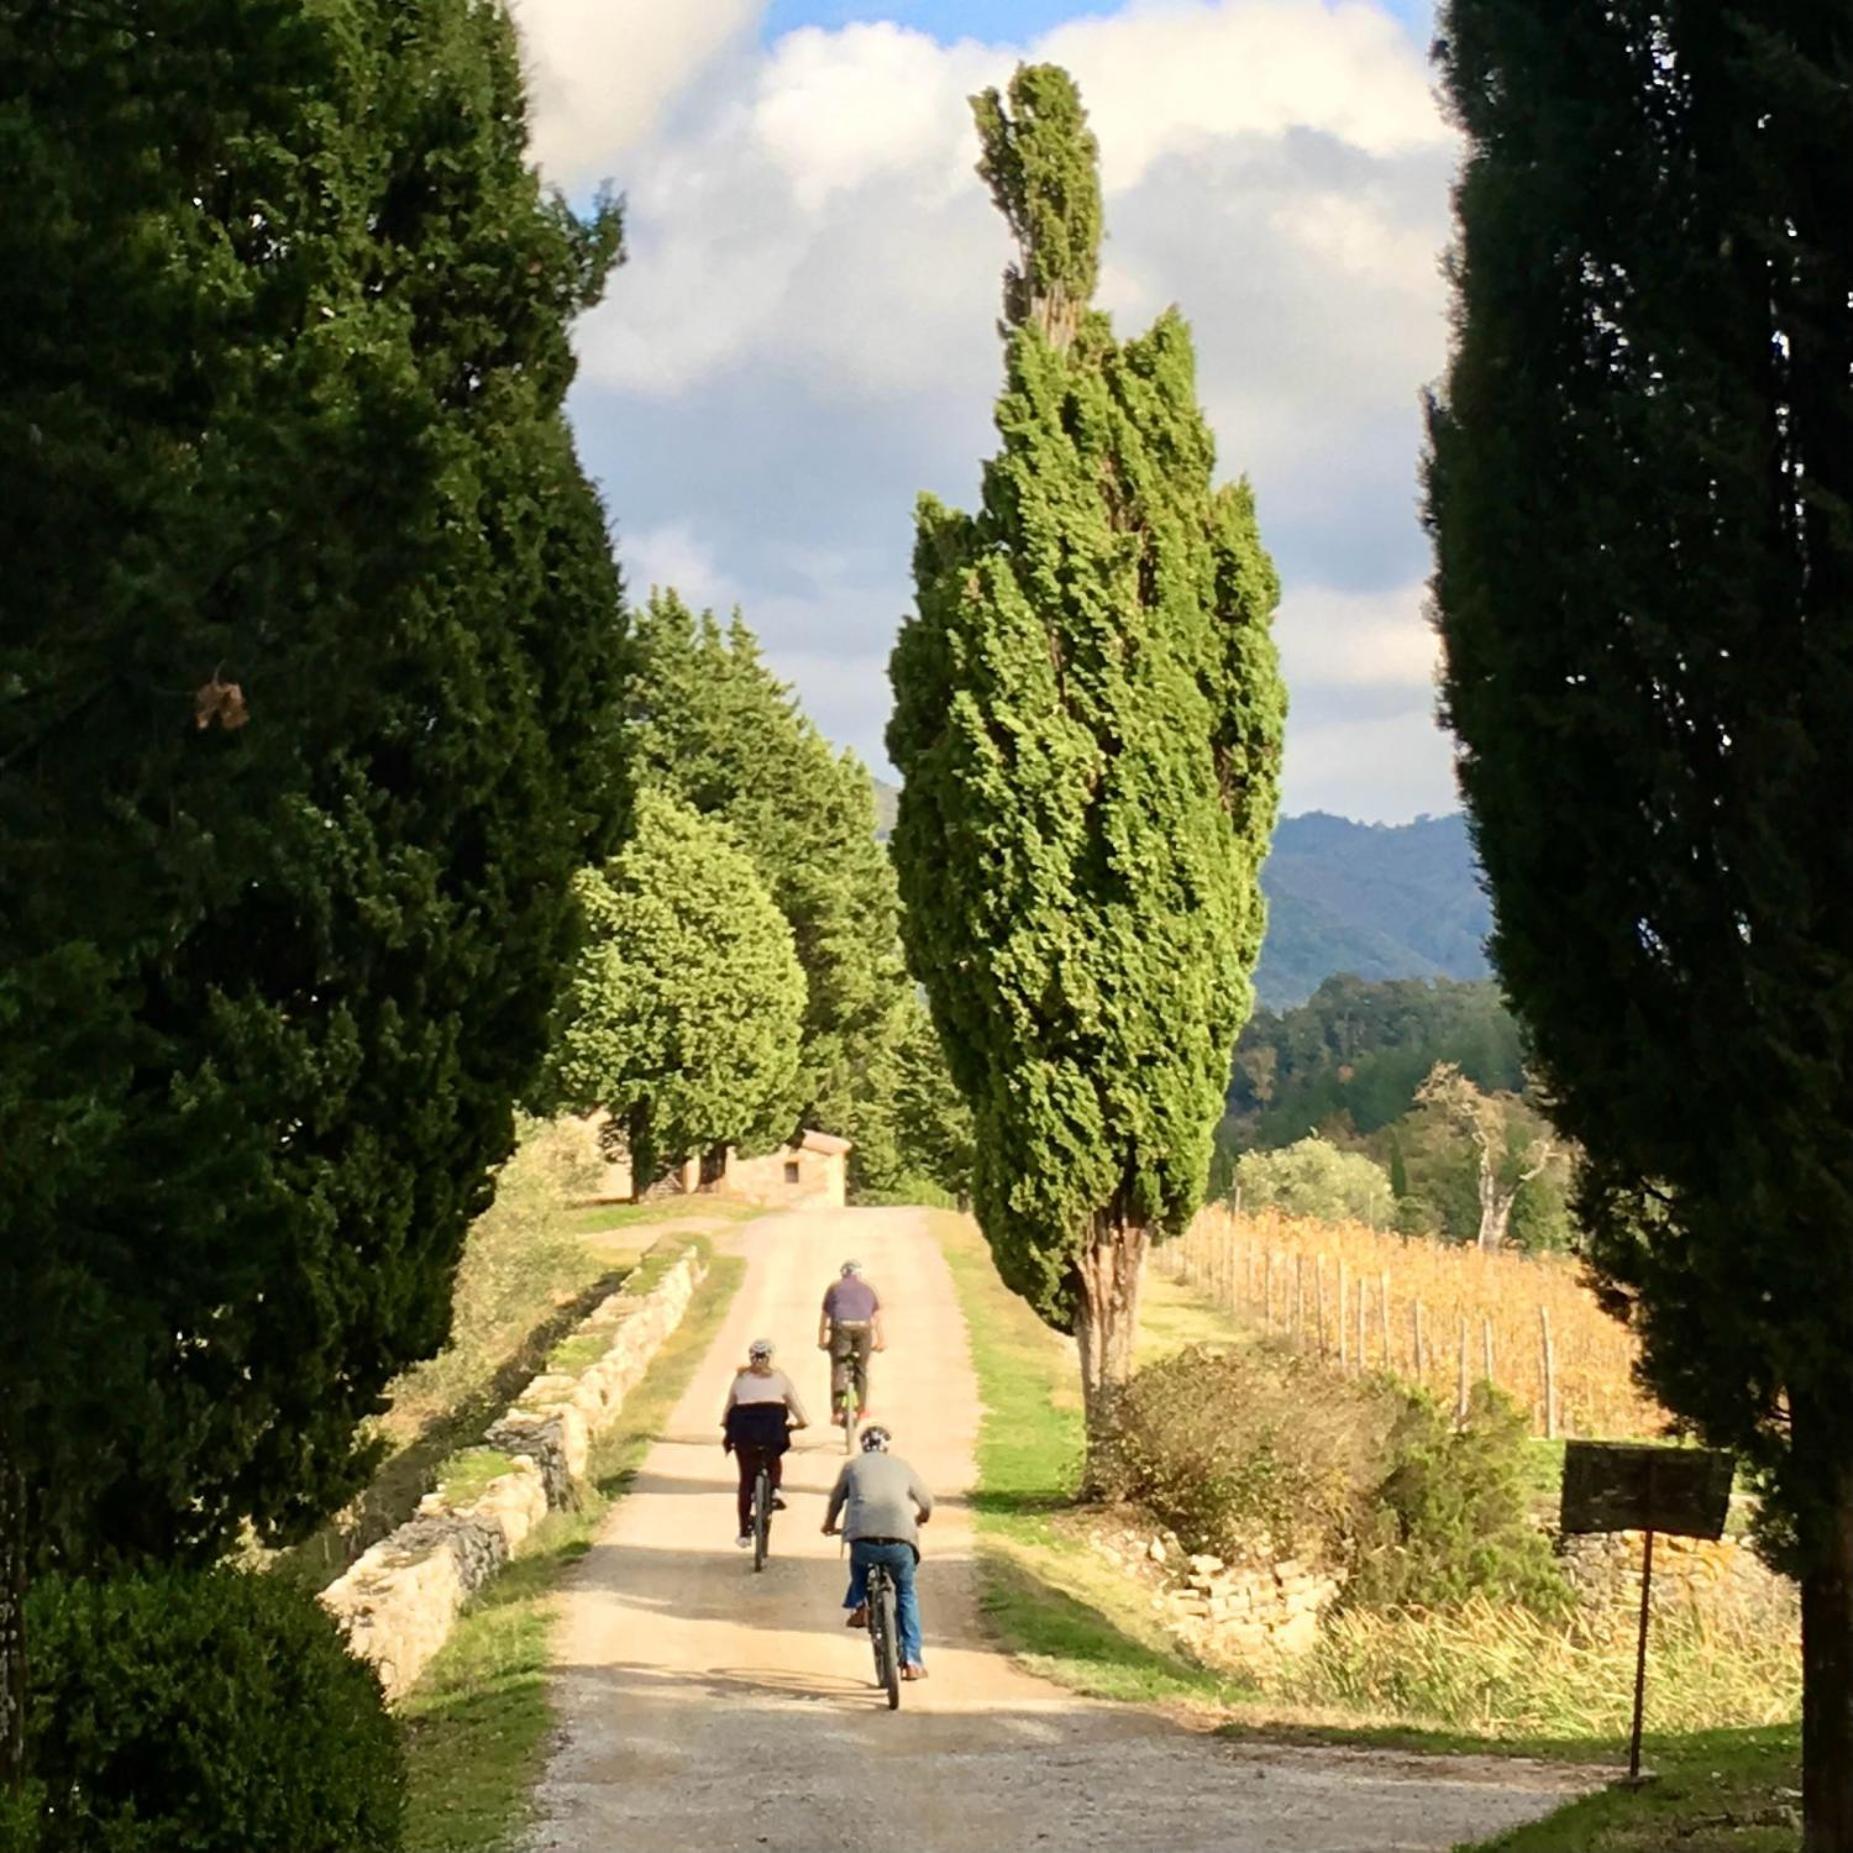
[
  {"xmin": 0, "ymin": 0, "xmax": 624, "ymax": 1779},
  {"xmin": 888, "ymin": 64, "xmax": 1284, "ymax": 1438},
  {"xmin": 1224, "ymin": 975, "xmax": 1527, "ymax": 1148},
  {"xmin": 1233, "ymin": 1138, "xmax": 1394, "ymax": 1227},
  {"xmin": 623, "ymin": 592, "xmax": 907, "ymax": 1192},
  {"xmin": 549, "ymin": 796, "xmax": 805, "ymax": 1195},
  {"xmin": 1413, "ymin": 1065, "xmax": 1554, "ymax": 1251},
  {"xmin": 1427, "ymin": 2, "xmax": 1853, "ymax": 1836},
  {"xmin": 888, "ymin": 994, "xmax": 976, "ymax": 1206}
]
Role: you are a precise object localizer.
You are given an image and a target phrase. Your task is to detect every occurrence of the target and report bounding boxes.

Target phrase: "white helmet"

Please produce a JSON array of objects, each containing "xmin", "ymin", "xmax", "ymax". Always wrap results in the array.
[
  {"xmin": 840, "ymin": 1260, "xmax": 862, "ymax": 1278},
  {"xmin": 748, "ymin": 1337, "xmax": 774, "ymax": 1363},
  {"xmin": 860, "ymin": 1425, "xmax": 891, "ymax": 1453}
]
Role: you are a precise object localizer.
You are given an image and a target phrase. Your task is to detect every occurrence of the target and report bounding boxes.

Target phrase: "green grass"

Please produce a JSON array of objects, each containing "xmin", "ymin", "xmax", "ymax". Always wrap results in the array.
[
  {"xmin": 399, "ymin": 1249, "xmax": 744, "ymax": 1853},
  {"xmin": 554, "ymin": 1197, "xmax": 757, "ymax": 1238},
  {"xmin": 1461, "ymin": 1727, "xmax": 1798, "ymax": 1852},
  {"xmin": 937, "ymin": 1212, "xmax": 1254, "ymax": 1707},
  {"xmin": 435, "ymin": 1448, "xmax": 521, "ymax": 1507},
  {"xmin": 543, "ymin": 1332, "xmax": 613, "ymax": 1376}
]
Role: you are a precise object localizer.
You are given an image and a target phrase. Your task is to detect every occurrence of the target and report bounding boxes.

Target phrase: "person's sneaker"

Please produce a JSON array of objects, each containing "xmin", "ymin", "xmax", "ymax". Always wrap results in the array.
[
  {"xmin": 770, "ymin": 1495, "xmax": 788, "ymax": 1511},
  {"xmin": 736, "ymin": 1533, "xmax": 752, "ymax": 1549},
  {"xmin": 845, "ymin": 1605, "xmax": 868, "ymax": 1628},
  {"xmin": 856, "ymin": 1408, "xmax": 870, "ymax": 1422},
  {"xmin": 830, "ymin": 1409, "xmax": 846, "ymax": 1427},
  {"xmin": 902, "ymin": 1664, "xmax": 928, "ymax": 1681}
]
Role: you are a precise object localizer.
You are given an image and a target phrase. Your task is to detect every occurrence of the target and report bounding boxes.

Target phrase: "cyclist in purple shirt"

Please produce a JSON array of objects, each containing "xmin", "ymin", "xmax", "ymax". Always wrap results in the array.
[{"xmin": 817, "ymin": 1259, "xmax": 884, "ymax": 1423}]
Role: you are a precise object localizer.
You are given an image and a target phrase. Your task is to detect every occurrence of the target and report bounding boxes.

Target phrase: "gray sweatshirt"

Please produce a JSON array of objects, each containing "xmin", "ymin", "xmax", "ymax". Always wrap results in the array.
[{"xmin": 825, "ymin": 1453, "xmax": 934, "ymax": 1547}]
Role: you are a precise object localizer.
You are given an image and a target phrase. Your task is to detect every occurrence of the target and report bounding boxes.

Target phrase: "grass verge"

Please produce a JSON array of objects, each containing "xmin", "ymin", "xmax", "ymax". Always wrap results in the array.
[
  {"xmin": 1461, "ymin": 1727, "xmax": 1798, "ymax": 1852},
  {"xmin": 398, "ymin": 1247, "xmax": 745, "ymax": 1853}
]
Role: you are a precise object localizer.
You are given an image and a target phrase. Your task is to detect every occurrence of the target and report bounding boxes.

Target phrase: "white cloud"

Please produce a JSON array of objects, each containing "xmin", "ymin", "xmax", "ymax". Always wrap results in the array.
[
  {"xmin": 513, "ymin": 0, "xmax": 761, "ymax": 184},
  {"xmin": 623, "ymin": 520, "xmax": 738, "ymax": 610},
  {"xmin": 1276, "ymin": 581, "xmax": 1437, "ymax": 693},
  {"xmin": 1282, "ymin": 708, "xmax": 1457, "ymax": 821},
  {"xmin": 536, "ymin": 0, "xmax": 1464, "ymax": 821}
]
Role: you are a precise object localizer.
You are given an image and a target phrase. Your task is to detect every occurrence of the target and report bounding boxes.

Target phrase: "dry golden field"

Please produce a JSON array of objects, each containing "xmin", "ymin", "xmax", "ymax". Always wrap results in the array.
[{"xmin": 1163, "ymin": 1206, "xmax": 1664, "ymax": 1439}]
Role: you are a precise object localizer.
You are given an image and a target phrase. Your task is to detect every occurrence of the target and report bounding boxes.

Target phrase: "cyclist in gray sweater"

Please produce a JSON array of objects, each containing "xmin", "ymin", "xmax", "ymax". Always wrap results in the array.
[{"xmin": 822, "ymin": 1426, "xmax": 934, "ymax": 1679}]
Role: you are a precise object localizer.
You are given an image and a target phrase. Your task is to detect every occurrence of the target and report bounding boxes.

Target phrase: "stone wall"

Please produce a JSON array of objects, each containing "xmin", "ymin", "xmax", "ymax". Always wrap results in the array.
[
  {"xmin": 1089, "ymin": 1522, "xmax": 1345, "ymax": 1669},
  {"xmin": 321, "ymin": 1245, "xmax": 706, "ymax": 1701},
  {"xmin": 1558, "ymin": 1527, "xmax": 1796, "ymax": 1623}
]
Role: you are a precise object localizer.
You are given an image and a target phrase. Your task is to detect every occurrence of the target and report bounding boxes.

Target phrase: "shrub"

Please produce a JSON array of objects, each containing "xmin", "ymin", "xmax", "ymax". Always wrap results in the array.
[
  {"xmin": 1234, "ymin": 1138, "xmax": 1393, "ymax": 1226},
  {"xmin": 1100, "ymin": 1346, "xmax": 1569, "ymax": 1618},
  {"xmin": 1350, "ymin": 1383, "xmax": 1570, "ymax": 1617},
  {"xmin": 23, "ymin": 1569, "xmax": 403, "ymax": 1853},
  {"xmin": 1096, "ymin": 1344, "xmax": 1397, "ymax": 1563}
]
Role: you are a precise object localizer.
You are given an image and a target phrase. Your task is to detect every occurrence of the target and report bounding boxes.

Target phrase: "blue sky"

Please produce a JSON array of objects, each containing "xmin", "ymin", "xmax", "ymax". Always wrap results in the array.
[
  {"xmin": 768, "ymin": 0, "xmax": 1434, "ymax": 42},
  {"xmin": 522, "ymin": 0, "xmax": 1461, "ymax": 821}
]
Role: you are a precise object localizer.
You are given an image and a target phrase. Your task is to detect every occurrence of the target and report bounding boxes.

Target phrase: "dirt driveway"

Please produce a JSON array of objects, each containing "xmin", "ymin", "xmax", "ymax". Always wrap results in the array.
[{"xmin": 529, "ymin": 1206, "xmax": 1590, "ymax": 1852}]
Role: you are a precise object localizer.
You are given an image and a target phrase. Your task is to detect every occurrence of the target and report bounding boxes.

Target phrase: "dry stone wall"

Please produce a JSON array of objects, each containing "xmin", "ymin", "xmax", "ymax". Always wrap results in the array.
[
  {"xmin": 321, "ymin": 1245, "xmax": 706, "ymax": 1701},
  {"xmin": 1558, "ymin": 1527, "xmax": 1796, "ymax": 1623}
]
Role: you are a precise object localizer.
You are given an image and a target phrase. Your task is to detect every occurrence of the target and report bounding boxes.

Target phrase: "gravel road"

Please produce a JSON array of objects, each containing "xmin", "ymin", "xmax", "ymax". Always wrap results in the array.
[{"xmin": 529, "ymin": 1206, "xmax": 1591, "ymax": 1853}]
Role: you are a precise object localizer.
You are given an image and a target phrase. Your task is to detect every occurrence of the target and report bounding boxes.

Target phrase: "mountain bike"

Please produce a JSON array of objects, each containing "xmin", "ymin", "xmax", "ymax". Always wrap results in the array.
[
  {"xmin": 865, "ymin": 1560, "xmax": 901, "ymax": 1710},
  {"xmin": 836, "ymin": 1379, "xmax": 858, "ymax": 1455}
]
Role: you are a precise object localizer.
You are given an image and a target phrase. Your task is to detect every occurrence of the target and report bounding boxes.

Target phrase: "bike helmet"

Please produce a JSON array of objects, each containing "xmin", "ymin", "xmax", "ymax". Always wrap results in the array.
[
  {"xmin": 840, "ymin": 1260, "xmax": 862, "ymax": 1278},
  {"xmin": 860, "ymin": 1425, "xmax": 891, "ymax": 1453},
  {"xmin": 748, "ymin": 1338, "xmax": 775, "ymax": 1363}
]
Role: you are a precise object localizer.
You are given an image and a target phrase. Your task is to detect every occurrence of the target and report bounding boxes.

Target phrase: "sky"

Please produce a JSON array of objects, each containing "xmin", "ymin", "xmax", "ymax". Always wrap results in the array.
[{"xmin": 513, "ymin": 0, "xmax": 1461, "ymax": 822}]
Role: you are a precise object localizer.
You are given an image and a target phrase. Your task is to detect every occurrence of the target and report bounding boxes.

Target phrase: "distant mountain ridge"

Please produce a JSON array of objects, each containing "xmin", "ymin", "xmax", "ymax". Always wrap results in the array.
[
  {"xmin": 1256, "ymin": 811, "xmax": 1491, "ymax": 1007},
  {"xmin": 869, "ymin": 780, "xmax": 1489, "ymax": 1009}
]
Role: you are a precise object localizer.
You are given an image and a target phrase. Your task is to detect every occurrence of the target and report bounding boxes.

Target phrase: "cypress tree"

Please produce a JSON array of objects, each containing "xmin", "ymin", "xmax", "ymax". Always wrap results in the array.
[
  {"xmin": 0, "ymin": 0, "xmax": 625, "ymax": 1773},
  {"xmin": 888, "ymin": 64, "xmax": 1285, "ymax": 1438},
  {"xmin": 624, "ymin": 591, "xmax": 908, "ymax": 1191},
  {"xmin": 548, "ymin": 795, "xmax": 806, "ymax": 1194},
  {"xmin": 1427, "ymin": 3, "xmax": 1853, "ymax": 1838}
]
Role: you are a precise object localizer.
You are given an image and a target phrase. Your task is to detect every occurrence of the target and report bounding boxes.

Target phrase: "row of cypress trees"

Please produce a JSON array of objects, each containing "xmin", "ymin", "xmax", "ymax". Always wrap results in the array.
[{"xmin": 0, "ymin": 0, "xmax": 628, "ymax": 1786}]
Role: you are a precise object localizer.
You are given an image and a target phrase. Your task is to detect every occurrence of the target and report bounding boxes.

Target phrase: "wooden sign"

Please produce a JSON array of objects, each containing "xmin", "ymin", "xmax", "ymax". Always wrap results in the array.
[{"xmin": 1560, "ymin": 1441, "xmax": 1734, "ymax": 1540}]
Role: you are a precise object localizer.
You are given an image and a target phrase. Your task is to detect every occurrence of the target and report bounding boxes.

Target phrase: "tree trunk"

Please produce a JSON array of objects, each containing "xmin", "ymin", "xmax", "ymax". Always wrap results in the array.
[
  {"xmin": 1073, "ymin": 1218, "xmax": 1150, "ymax": 1475},
  {"xmin": 1477, "ymin": 1186, "xmax": 1514, "ymax": 1252},
  {"xmin": 627, "ymin": 1101, "xmax": 654, "ymax": 1206},
  {"xmin": 1801, "ymin": 1458, "xmax": 1853, "ymax": 1851},
  {"xmin": 0, "ymin": 1451, "xmax": 26, "ymax": 1796}
]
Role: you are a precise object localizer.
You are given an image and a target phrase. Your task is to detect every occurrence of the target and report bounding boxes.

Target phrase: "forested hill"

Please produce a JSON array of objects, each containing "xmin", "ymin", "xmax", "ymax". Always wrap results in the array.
[
  {"xmin": 872, "ymin": 784, "xmax": 1489, "ymax": 1009},
  {"xmin": 1254, "ymin": 811, "xmax": 1491, "ymax": 1007}
]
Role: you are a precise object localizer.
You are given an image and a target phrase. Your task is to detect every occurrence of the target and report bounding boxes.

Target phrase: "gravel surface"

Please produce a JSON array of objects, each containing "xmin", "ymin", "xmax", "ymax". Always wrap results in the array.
[{"xmin": 529, "ymin": 1207, "xmax": 1593, "ymax": 1853}]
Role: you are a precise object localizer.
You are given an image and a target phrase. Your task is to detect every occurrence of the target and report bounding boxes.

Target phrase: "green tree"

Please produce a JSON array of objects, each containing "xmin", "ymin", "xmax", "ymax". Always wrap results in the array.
[
  {"xmin": 1427, "ymin": 3, "xmax": 1853, "ymax": 1836},
  {"xmin": 1233, "ymin": 1138, "xmax": 1393, "ymax": 1226},
  {"xmin": 888, "ymin": 994, "xmax": 977, "ymax": 1205},
  {"xmin": 549, "ymin": 796, "xmax": 806, "ymax": 1195},
  {"xmin": 1412, "ymin": 1064, "xmax": 1555, "ymax": 1252},
  {"xmin": 888, "ymin": 64, "xmax": 1284, "ymax": 1438},
  {"xmin": 623, "ymin": 592, "xmax": 907, "ymax": 1193},
  {"xmin": 0, "ymin": 0, "xmax": 624, "ymax": 1779}
]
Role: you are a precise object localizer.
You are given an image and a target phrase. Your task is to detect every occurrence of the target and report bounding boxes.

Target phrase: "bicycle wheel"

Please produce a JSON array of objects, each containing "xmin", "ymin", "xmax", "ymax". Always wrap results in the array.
[
  {"xmin": 752, "ymin": 1468, "xmax": 770, "ymax": 1573},
  {"xmin": 866, "ymin": 1570, "xmax": 889, "ymax": 1690},
  {"xmin": 878, "ymin": 1575, "xmax": 901, "ymax": 1709},
  {"xmin": 840, "ymin": 1386, "xmax": 857, "ymax": 1455}
]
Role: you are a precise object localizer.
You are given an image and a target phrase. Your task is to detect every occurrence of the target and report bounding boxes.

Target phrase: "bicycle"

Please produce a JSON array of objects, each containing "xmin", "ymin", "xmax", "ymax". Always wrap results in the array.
[
  {"xmin": 836, "ymin": 1378, "xmax": 858, "ymax": 1455},
  {"xmin": 865, "ymin": 1559, "xmax": 901, "ymax": 1710},
  {"xmin": 751, "ymin": 1460, "xmax": 772, "ymax": 1572}
]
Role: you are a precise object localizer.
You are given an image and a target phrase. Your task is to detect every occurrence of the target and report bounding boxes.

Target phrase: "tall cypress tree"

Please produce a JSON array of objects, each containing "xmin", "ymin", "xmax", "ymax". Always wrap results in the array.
[
  {"xmin": 1427, "ymin": 3, "xmax": 1853, "ymax": 1839},
  {"xmin": 624, "ymin": 591, "xmax": 908, "ymax": 1191},
  {"xmin": 0, "ymin": 0, "xmax": 625, "ymax": 1772},
  {"xmin": 888, "ymin": 64, "xmax": 1285, "ymax": 1438}
]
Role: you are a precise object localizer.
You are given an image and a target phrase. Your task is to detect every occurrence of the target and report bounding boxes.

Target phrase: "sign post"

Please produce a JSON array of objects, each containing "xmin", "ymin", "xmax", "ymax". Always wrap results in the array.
[{"xmin": 1560, "ymin": 1441, "xmax": 1734, "ymax": 1782}]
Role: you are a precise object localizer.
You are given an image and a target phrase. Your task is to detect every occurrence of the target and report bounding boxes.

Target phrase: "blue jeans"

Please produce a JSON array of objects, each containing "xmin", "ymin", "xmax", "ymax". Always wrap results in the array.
[{"xmin": 845, "ymin": 1540, "xmax": 924, "ymax": 1668}]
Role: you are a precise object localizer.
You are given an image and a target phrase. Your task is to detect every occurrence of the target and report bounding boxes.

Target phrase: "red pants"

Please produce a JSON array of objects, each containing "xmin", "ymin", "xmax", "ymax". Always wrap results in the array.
[{"xmin": 735, "ymin": 1444, "xmax": 783, "ymax": 1534}]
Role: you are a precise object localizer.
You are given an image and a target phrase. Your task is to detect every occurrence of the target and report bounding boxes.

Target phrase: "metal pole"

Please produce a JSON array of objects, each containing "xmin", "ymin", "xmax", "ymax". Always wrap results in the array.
[{"xmin": 1629, "ymin": 1525, "xmax": 1655, "ymax": 1784}]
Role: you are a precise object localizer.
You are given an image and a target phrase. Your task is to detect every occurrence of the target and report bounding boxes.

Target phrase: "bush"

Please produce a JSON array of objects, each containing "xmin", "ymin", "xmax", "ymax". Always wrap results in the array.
[
  {"xmin": 1100, "ymin": 1348, "xmax": 1568, "ymax": 1619},
  {"xmin": 1349, "ymin": 1383, "xmax": 1570, "ymax": 1616},
  {"xmin": 1233, "ymin": 1138, "xmax": 1393, "ymax": 1225},
  {"xmin": 22, "ymin": 1569, "xmax": 403, "ymax": 1853},
  {"xmin": 1097, "ymin": 1344, "xmax": 1398, "ymax": 1563}
]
